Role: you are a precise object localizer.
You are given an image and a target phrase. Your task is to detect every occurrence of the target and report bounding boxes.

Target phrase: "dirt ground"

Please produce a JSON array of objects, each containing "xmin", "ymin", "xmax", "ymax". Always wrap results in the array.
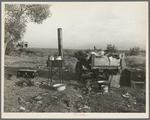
[{"xmin": 3, "ymin": 52, "xmax": 146, "ymax": 113}]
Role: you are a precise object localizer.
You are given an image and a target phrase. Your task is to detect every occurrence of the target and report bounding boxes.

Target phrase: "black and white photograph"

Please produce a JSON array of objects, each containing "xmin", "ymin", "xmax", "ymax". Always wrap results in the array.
[{"xmin": 1, "ymin": 2, "xmax": 149, "ymax": 119}]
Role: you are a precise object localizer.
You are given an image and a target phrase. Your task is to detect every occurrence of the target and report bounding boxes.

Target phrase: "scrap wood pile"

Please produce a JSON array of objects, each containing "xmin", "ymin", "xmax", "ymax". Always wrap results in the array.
[{"xmin": 75, "ymin": 49, "xmax": 123, "ymax": 66}]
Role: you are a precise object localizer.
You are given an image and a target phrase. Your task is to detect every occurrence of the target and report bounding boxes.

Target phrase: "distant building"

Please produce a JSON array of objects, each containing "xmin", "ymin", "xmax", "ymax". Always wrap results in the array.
[{"xmin": 16, "ymin": 41, "xmax": 28, "ymax": 48}]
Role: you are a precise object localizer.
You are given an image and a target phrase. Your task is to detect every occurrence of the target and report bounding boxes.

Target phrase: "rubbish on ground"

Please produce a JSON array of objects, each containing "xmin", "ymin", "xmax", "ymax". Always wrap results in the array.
[
  {"xmin": 86, "ymin": 80, "xmax": 92, "ymax": 92},
  {"xmin": 70, "ymin": 80, "xmax": 80, "ymax": 85},
  {"xmin": 17, "ymin": 78, "xmax": 34, "ymax": 87},
  {"xmin": 76, "ymin": 94, "xmax": 83, "ymax": 99},
  {"xmin": 97, "ymin": 92, "xmax": 103, "ymax": 95},
  {"xmin": 133, "ymin": 100, "xmax": 137, "ymax": 104},
  {"xmin": 42, "ymin": 82, "xmax": 47, "ymax": 85},
  {"xmin": 75, "ymin": 50, "xmax": 121, "ymax": 65},
  {"xmin": 35, "ymin": 95, "xmax": 42, "ymax": 100},
  {"xmin": 122, "ymin": 92, "xmax": 130, "ymax": 98},
  {"xmin": 127, "ymin": 105, "xmax": 130, "ymax": 107},
  {"xmin": 43, "ymin": 93, "xmax": 48, "ymax": 96},
  {"xmin": 136, "ymin": 68, "xmax": 142, "ymax": 71},
  {"xmin": 52, "ymin": 96, "xmax": 57, "ymax": 99},
  {"xmin": 23, "ymin": 82, "xmax": 27, "ymax": 86},
  {"xmin": 34, "ymin": 81, "xmax": 41, "ymax": 86},
  {"xmin": 126, "ymin": 92, "xmax": 130, "ymax": 96},
  {"xmin": 122, "ymin": 94, "xmax": 129, "ymax": 98},
  {"xmin": 83, "ymin": 105, "xmax": 90, "ymax": 109},
  {"xmin": 10, "ymin": 108, "xmax": 18, "ymax": 112},
  {"xmin": 88, "ymin": 87, "xmax": 92, "ymax": 92},
  {"xmin": 26, "ymin": 102, "xmax": 30, "ymax": 105},
  {"xmin": 19, "ymin": 106, "xmax": 25, "ymax": 111},
  {"xmin": 53, "ymin": 84, "xmax": 66, "ymax": 91},
  {"xmin": 76, "ymin": 101, "xmax": 84, "ymax": 108},
  {"xmin": 133, "ymin": 102, "xmax": 137, "ymax": 105},
  {"xmin": 37, "ymin": 101, "xmax": 42, "ymax": 104},
  {"xmin": 18, "ymin": 97, "xmax": 24, "ymax": 102}
]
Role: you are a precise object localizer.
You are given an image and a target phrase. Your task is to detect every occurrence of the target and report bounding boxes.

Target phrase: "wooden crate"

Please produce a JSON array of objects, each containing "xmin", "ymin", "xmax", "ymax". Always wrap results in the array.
[
  {"xmin": 120, "ymin": 68, "xmax": 145, "ymax": 87},
  {"xmin": 17, "ymin": 69, "xmax": 38, "ymax": 78}
]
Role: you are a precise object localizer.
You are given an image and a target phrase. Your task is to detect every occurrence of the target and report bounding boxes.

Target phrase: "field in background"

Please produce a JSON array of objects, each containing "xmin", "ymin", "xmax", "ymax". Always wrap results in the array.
[
  {"xmin": 126, "ymin": 55, "xmax": 146, "ymax": 71},
  {"xmin": 4, "ymin": 48, "xmax": 146, "ymax": 113},
  {"xmin": 9, "ymin": 48, "xmax": 146, "ymax": 71}
]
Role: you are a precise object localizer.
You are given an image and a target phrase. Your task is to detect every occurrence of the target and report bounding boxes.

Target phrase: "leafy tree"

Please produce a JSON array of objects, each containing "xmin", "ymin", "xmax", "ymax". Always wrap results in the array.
[
  {"xmin": 129, "ymin": 46, "xmax": 140, "ymax": 56},
  {"xmin": 106, "ymin": 43, "xmax": 118, "ymax": 53},
  {"xmin": 140, "ymin": 49, "xmax": 146, "ymax": 53},
  {"xmin": 4, "ymin": 4, "xmax": 51, "ymax": 54}
]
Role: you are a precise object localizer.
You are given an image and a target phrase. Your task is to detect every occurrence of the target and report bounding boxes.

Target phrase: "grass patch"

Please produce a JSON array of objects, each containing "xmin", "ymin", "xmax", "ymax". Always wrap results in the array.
[{"xmin": 125, "ymin": 55, "xmax": 146, "ymax": 70}]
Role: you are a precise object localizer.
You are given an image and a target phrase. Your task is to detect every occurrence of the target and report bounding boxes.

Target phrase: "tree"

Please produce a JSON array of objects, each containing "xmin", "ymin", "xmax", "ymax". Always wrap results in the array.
[
  {"xmin": 106, "ymin": 43, "xmax": 118, "ymax": 53},
  {"xmin": 129, "ymin": 46, "xmax": 140, "ymax": 56},
  {"xmin": 4, "ymin": 4, "xmax": 51, "ymax": 54}
]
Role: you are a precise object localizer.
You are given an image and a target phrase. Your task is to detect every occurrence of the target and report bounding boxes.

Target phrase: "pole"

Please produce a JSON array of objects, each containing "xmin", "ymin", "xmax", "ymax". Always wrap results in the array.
[{"xmin": 58, "ymin": 28, "xmax": 63, "ymax": 59}]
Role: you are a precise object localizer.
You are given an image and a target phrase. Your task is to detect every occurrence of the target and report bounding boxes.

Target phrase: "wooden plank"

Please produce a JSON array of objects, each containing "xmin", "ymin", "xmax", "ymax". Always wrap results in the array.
[
  {"xmin": 109, "ymin": 74, "xmax": 121, "ymax": 88},
  {"xmin": 132, "ymin": 81, "xmax": 145, "ymax": 84},
  {"xmin": 131, "ymin": 81, "xmax": 145, "ymax": 88},
  {"xmin": 92, "ymin": 66, "xmax": 119, "ymax": 69}
]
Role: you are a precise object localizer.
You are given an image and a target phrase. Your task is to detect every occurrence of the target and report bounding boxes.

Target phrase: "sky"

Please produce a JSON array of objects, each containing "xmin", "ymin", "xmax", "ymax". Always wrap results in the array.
[{"xmin": 23, "ymin": 2, "xmax": 148, "ymax": 50}]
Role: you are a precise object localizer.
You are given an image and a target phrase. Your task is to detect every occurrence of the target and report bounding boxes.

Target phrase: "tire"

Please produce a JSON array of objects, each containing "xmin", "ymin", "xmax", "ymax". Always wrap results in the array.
[{"xmin": 75, "ymin": 62, "xmax": 83, "ymax": 80}]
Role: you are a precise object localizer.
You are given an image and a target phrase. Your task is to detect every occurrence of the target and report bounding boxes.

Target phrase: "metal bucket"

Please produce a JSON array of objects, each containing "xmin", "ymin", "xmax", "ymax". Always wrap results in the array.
[
  {"xmin": 101, "ymin": 85, "xmax": 109, "ymax": 93},
  {"xmin": 98, "ymin": 81, "xmax": 110, "ymax": 91},
  {"xmin": 50, "ymin": 56, "xmax": 54, "ymax": 60}
]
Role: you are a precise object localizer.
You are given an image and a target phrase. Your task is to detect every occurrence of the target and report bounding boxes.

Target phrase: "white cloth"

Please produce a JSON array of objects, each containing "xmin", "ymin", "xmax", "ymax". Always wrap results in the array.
[{"xmin": 108, "ymin": 56, "xmax": 112, "ymax": 61}]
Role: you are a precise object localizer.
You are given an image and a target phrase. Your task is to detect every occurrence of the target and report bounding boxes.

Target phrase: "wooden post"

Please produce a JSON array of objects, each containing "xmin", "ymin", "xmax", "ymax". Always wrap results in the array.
[{"xmin": 58, "ymin": 28, "xmax": 63, "ymax": 59}]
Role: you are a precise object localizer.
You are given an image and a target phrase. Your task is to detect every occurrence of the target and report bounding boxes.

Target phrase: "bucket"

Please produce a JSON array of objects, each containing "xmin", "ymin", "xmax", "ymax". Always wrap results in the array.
[
  {"xmin": 50, "ymin": 56, "xmax": 54, "ymax": 61},
  {"xmin": 56, "ymin": 56, "xmax": 62, "ymax": 60},
  {"xmin": 101, "ymin": 85, "xmax": 109, "ymax": 93},
  {"xmin": 98, "ymin": 81, "xmax": 110, "ymax": 91}
]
